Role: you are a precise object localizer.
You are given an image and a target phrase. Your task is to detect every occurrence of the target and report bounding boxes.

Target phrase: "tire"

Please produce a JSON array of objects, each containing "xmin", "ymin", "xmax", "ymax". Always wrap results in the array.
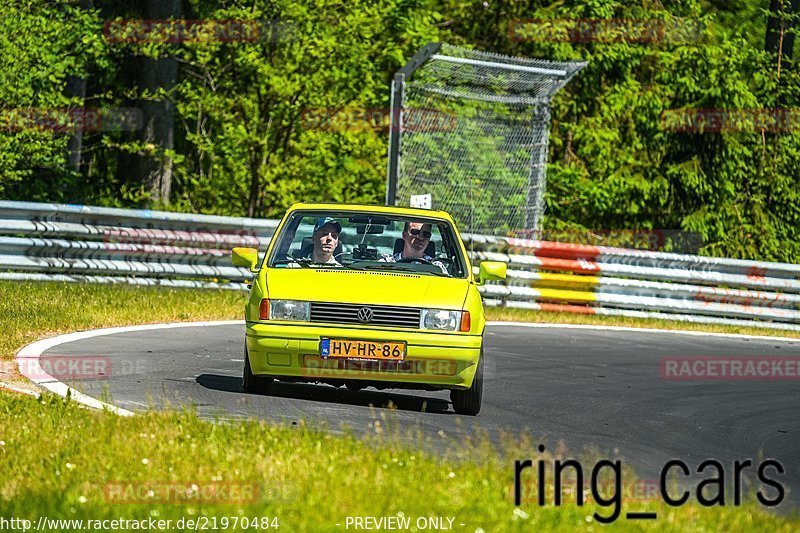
[
  {"xmin": 242, "ymin": 349, "xmax": 273, "ymax": 395},
  {"xmin": 345, "ymin": 382, "xmax": 366, "ymax": 392},
  {"xmin": 450, "ymin": 349, "xmax": 483, "ymax": 416}
]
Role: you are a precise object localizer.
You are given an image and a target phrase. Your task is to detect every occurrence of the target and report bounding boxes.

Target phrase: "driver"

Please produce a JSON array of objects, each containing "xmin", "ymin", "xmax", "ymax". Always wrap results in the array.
[
  {"xmin": 379, "ymin": 221, "xmax": 447, "ymax": 274},
  {"xmin": 307, "ymin": 217, "xmax": 342, "ymax": 265}
]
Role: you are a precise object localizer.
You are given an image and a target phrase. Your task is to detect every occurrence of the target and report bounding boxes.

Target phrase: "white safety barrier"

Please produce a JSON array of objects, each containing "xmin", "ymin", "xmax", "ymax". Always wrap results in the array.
[
  {"xmin": 1, "ymin": 201, "xmax": 798, "ymax": 331},
  {"xmin": 0, "ymin": 201, "xmax": 271, "ymax": 281}
]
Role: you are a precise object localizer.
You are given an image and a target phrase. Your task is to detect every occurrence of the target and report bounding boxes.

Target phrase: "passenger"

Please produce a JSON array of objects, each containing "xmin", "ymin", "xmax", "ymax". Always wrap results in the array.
[{"xmin": 380, "ymin": 221, "xmax": 447, "ymax": 274}]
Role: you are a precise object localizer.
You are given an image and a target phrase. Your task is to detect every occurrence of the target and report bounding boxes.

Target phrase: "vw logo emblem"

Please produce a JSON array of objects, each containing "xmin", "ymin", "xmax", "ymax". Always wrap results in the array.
[{"xmin": 357, "ymin": 307, "xmax": 373, "ymax": 323}]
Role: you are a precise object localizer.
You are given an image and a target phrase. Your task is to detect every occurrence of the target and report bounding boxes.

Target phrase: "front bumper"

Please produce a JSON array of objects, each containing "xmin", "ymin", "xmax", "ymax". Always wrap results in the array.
[{"xmin": 245, "ymin": 322, "xmax": 482, "ymax": 390}]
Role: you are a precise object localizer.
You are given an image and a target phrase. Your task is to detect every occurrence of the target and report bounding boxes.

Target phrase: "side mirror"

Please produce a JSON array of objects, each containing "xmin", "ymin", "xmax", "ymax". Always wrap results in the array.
[
  {"xmin": 478, "ymin": 261, "xmax": 507, "ymax": 285},
  {"xmin": 232, "ymin": 247, "xmax": 259, "ymax": 272}
]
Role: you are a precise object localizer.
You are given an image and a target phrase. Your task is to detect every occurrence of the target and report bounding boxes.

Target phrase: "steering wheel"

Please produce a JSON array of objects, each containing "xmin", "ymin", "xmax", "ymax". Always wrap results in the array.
[{"xmin": 397, "ymin": 256, "xmax": 433, "ymax": 265}]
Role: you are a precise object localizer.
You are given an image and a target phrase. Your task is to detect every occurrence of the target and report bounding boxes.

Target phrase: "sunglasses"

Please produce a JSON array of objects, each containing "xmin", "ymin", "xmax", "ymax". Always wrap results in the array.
[{"xmin": 408, "ymin": 228, "xmax": 432, "ymax": 239}]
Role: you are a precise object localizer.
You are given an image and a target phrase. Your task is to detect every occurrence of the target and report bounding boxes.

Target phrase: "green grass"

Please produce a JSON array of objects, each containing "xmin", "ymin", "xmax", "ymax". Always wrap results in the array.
[
  {"xmin": 1, "ymin": 394, "xmax": 796, "ymax": 531},
  {"xmin": 0, "ymin": 280, "xmax": 798, "ymax": 530}
]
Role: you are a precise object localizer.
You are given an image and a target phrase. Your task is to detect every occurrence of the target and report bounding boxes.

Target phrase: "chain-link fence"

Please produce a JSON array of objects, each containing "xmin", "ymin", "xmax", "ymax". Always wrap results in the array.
[{"xmin": 387, "ymin": 43, "xmax": 585, "ymax": 235}]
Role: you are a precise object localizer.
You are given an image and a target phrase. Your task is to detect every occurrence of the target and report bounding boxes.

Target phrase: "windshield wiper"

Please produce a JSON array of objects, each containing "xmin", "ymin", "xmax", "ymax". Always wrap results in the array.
[{"xmin": 274, "ymin": 257, "xmax": 344, "ymax": 268}]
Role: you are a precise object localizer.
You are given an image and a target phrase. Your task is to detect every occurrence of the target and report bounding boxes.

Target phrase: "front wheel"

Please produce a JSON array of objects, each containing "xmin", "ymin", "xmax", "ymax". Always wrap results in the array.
[
  {"xmin": 243, "ymin": 349, "xmax": 273, "ymax": 395},
  {"xmin": 450, "ymin": 350, "xmax": 484, "ymax": 416}
]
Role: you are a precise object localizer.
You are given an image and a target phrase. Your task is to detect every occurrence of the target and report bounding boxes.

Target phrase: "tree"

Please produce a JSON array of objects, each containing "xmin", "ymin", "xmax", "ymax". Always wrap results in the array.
[
  {"xmin": 0, "ymin": 0, "xmax": 107, "ymax": 199},
  {"xmin": 119, "ymin": 0, "xmax": 181, "ymax": 206},
  {"xmin": 766, "ymin": 0, "xmax": 798, "ymax": 73},
  {"xmin": 171, "ymin": 0, "xmax": 442, "ymax": 217}
]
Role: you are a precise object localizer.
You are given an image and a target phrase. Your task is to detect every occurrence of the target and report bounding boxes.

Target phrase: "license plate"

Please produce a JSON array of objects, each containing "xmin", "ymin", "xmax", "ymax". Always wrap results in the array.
[{"xmin": 320, "ymin": 338, "xmax": 406, "ymax": 361}]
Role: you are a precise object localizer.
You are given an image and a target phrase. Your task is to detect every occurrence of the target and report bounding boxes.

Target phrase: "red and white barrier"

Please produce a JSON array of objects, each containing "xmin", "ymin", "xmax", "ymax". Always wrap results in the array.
[{"xmin": 2, "ymin": 201, "xmax": 798, "ymax": 331}]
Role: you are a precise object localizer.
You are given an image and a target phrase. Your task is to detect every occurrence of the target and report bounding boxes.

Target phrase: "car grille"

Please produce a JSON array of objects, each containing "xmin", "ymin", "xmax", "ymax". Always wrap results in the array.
[{"xmin": 310, "ymin": 302, "xmax": 421, "ymax": 329}]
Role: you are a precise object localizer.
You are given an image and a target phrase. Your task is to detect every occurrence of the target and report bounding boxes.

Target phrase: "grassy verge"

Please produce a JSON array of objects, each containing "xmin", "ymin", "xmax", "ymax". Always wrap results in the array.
[
  {"xmin": 0, "ymin": 280, "xmax": 798, "ymax": 530},
  {"xmin": 1, "ymin": 394, "xmax": 796, "ymax": 531}
]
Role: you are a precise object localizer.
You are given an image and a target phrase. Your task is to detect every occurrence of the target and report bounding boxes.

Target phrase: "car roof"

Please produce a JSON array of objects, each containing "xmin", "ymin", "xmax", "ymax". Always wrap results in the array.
[{"xmin": 286, "ymin": 203, "xmax": 455, "ymax": 222}]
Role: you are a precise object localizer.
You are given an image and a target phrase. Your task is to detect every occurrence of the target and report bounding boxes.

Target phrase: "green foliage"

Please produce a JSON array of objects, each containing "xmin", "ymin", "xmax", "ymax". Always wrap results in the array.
[
  {"xmin": 437, "ymin": 0, "xmax": 800, "ymax": 261},
  {"xmin": 169, "ymin": 0, "xmax": 441, "ymax": 217},
  {"xmin": 0, "ymin": 0, "xmax": 798, "ymax": 261},
  {"xmin": 0, "ymin": 0, "xmax": 108, "ymax": 195}
]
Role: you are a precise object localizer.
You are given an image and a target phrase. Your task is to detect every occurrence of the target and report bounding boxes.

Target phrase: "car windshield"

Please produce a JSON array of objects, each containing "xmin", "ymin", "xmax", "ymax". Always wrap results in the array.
[{"xmin": 267, "ymin": 211, "xmax": 469, "ymax": 278}]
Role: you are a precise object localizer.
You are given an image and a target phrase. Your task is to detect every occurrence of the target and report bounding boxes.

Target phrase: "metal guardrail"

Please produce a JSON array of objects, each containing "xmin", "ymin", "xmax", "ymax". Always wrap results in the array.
[
  {"xmin": 0, "ymin": 200, "xmax": 274, "ymax": 290},
  {"xmin": 1, "ymin": 201, "xmax": 798, "ymax": 332},
  {"xmin": 467, "ymin": 236, "xmax": 800, "ymax": 331}
]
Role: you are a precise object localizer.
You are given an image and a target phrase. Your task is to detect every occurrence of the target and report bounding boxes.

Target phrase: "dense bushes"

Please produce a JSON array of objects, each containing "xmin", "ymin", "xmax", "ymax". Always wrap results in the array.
[{"xmin": 1, "ymin": 0, "xmax": 797, "ymax": 261}]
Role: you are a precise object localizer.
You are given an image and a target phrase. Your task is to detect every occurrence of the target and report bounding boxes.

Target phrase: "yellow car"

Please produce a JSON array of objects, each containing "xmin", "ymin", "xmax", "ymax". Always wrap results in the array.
[{"xmin": 231, "ymin": 203, "xmax": 506, "ymax": 415}]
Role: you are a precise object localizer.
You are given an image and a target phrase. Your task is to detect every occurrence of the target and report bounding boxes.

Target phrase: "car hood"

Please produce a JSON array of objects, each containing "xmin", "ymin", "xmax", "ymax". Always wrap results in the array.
[{"xmin": 265, "ymin": 268, "xmax": 470, "ymax": 309}]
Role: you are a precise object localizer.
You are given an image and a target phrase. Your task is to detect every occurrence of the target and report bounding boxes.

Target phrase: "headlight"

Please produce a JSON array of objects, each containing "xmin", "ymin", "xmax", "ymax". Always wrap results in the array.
[
  {"xmin": 268, "ymin": 300, "xmax": 310, "ymax": 321},
  {"xmin": 420, "ymin": 309, "xmax": 462, "ymax": 331}
]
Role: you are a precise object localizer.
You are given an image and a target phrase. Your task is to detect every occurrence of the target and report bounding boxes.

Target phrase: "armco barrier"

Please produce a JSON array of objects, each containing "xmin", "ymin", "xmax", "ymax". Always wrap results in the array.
[
  {"xmin": 465, "ymin": 236, "xmax": 800, "ymax": 331},
  {"xmin": 0, "ymin": 201, "xmax": 798, "ymax": 332},
  {"xmin": 0, "ymin": 200, "xmax": 275, "ymax": 289}
]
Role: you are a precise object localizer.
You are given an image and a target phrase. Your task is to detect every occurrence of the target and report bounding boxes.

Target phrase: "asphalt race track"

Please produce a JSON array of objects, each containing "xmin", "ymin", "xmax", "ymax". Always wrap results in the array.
[{"xmin": 41, "ymin": 323, "xmax": 800, "ymax": 505}]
